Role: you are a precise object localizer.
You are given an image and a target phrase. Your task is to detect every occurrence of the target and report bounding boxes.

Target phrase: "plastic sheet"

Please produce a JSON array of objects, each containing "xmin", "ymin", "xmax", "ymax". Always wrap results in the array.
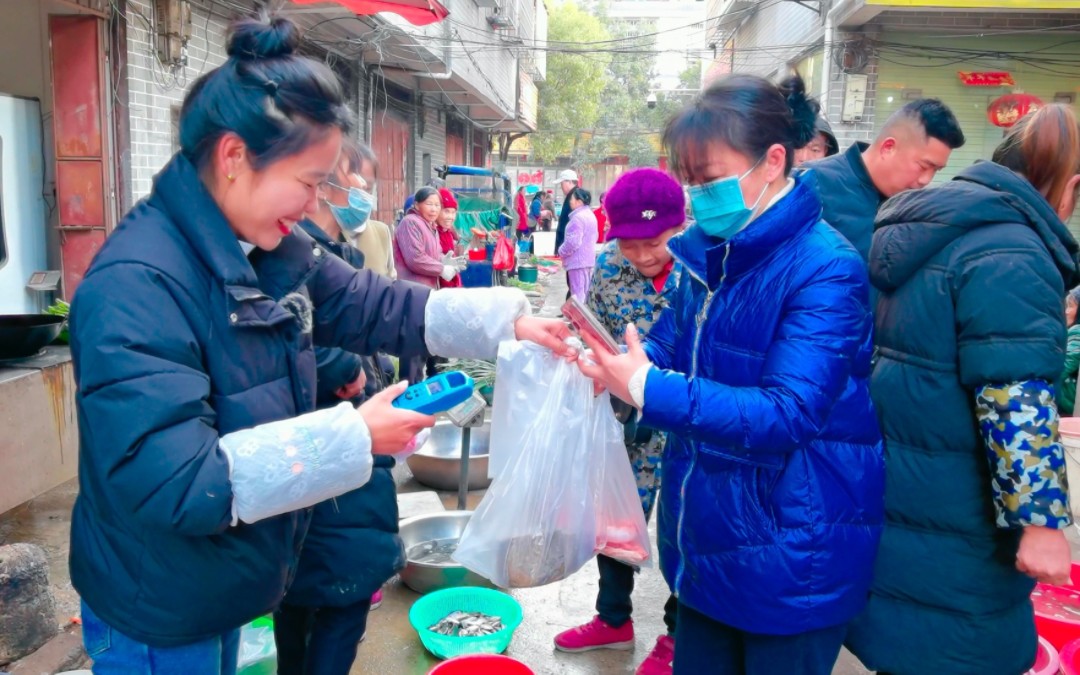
[
  {"xmin": 454, "ymin": 345, "xmax": 651, "ymax": 587},
  {"xmin": 237, "ymin": 618, "xmax": 276, "ymax": 675}
]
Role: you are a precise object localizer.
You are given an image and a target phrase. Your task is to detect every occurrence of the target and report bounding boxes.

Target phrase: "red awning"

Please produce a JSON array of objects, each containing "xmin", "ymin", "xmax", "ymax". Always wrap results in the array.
[{"xmin": 293, "ymin": 0, "xmax": 449, "ymax": 26}]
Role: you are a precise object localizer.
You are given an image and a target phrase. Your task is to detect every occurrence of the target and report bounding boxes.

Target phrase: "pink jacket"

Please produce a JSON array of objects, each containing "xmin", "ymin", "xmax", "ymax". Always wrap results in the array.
[
  {"xmin": 393, "ymin": 211, "xmax": 443, "ymax": 288},
  {"xmin": 558, "ymin": 206, "xmax": 599, "ymax": 271}
]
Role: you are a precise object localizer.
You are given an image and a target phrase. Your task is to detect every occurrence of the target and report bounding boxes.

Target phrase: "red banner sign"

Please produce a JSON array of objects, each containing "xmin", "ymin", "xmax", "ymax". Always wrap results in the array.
[{"xmin": 958, "ymin": 71, "xmax": 1015, "ymax": 87}]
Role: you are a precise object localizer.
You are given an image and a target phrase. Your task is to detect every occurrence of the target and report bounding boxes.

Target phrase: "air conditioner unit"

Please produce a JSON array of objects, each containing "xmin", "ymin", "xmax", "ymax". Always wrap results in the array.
[{"xmin": 487, "ymin": 12, "xmax": 515, "ymax": 30}]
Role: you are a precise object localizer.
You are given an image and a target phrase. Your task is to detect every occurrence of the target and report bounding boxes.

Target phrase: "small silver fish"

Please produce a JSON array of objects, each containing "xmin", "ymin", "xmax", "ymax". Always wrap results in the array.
[{"xmin": 428, "ymin": 611, "xmax": 504, "ymax": 637}]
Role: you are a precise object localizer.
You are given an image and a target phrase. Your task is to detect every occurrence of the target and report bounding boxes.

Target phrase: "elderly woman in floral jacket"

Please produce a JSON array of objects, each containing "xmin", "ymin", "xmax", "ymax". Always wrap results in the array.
[{"xmin": 554, "ymin": 169, "xmax": 684, "ymax": 675}]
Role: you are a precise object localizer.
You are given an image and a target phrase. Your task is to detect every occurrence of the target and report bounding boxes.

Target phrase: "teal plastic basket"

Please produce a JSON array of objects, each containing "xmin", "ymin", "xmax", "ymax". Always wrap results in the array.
[{"xmin": 408, "ymin": 587, "xmax": 523, "ymax": 660}]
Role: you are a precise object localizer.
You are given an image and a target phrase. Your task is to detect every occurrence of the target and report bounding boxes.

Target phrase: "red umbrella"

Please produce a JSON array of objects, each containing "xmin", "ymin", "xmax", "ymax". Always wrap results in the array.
[
  {"xmin": 292, "ymin": 0, "xmax": 449, "ymax": 26},
  {"xmin": 987, "ymin": 93, "xmax": 1044, "ymax": 128}
]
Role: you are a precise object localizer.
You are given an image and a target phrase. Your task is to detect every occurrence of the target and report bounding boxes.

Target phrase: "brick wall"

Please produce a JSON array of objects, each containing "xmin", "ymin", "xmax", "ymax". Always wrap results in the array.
[
  {"xmin": 124, "ymin": 0, "xmax": 370, "ymax": 201},
  {"xmin": 125, "ymin": 0, "xmax": 236, "ymax": 200}
]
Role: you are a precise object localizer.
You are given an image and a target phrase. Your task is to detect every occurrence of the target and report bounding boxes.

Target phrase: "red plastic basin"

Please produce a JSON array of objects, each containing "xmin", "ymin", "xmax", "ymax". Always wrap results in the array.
[
  {"xmin": 1026, "ymin": 636, "xmax": 1060, "ymax": 675},
  {"xmin": 1033, "ymin": 562, "xmax": 1080, "ymax": 651},
  {"xmin": 429, "ymin": 655, "xmax": 533, "ymax": 675},
  {"xmin": 1061, "ymin": 638, "xmax": 1080, "ymax": 675}
]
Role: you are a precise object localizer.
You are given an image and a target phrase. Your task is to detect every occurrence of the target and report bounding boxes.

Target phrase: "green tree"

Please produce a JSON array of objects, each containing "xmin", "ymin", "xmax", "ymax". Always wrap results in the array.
[
  {"xmin": 530, "ymin": 2, "xmax": 612, "ymax": 165},
  {"xmin": 679, "ymin": 60, "xmax": 703, "ymax": 91},
  {"xmin": 588, "ymin": 19, "xmax": 661, "ymax": 167}
]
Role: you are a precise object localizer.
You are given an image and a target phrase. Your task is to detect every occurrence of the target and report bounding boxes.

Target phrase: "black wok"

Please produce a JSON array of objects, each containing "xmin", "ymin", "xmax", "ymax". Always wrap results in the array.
[{"xmin": 0, "ymin": 315, "xmax": 64, "ymax": 360}]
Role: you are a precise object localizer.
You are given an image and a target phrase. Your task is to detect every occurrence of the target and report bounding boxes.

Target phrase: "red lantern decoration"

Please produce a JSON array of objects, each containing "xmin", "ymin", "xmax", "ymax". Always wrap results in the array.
[{"xmin": 987, "ymin": 93, "xmax": 1044, "ymax": 128}]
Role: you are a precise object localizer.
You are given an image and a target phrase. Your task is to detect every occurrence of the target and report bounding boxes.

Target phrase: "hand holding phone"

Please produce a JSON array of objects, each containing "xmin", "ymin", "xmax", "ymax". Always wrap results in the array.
[{"xmin": 562, "ymin": 297, "xmax": 620, "ymax": 355}]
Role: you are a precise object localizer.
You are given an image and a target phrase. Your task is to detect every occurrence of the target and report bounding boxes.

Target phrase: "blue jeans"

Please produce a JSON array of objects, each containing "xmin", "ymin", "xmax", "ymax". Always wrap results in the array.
[
  {"xmin": 81, "ymin": 600, "xmax": 240, "ymax": 675},
  {"xmin": 673, "ymin": 601, "xmax": 846, "ymax": 675}
]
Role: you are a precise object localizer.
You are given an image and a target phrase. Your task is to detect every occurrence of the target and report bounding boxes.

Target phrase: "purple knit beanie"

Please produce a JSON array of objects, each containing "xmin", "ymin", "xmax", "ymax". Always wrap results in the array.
[{"xmin": 604, "ymin": 168, "xmax": 685, "ymax": 240}]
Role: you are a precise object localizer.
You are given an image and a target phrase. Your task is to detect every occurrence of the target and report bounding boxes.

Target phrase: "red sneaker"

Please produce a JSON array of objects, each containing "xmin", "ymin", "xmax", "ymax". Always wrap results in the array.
[
  {"xmin": 370, "ymin": 590, "xmax": 383, "ymax": 611},
  {"xmin": 635, "ymin": 635, "xmax": 674, "ymax": 675},
  {"xmin": 553, "ymin": 616, "xmax": 635, "ymax": 653}
]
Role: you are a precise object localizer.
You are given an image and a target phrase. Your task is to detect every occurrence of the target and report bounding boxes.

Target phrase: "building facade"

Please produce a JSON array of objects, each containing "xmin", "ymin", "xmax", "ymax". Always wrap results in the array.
[
  {"xmin": 705, "ymin": 0, "xmax": 1080, "ymax": 232},
  {"xmin": 0, "ymin": 0, "xmax": 545, "ymax": 305},
  {"xmin": 607, "ymin": 0, "xmax": 709, "ymax": 91}
]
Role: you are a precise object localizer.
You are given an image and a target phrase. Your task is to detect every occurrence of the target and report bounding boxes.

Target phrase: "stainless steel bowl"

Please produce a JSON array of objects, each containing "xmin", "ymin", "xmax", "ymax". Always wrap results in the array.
[
  {"xmin": 406, "ymin": 421, "xmax": 492, "ymax": 491},
  {"xmin": 398, "ymin": 510, "xmax": 494, "ymax": 594}
]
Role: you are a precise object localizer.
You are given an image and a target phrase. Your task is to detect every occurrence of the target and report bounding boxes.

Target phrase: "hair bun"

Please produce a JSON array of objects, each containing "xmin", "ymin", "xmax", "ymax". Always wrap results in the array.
[
  {"xmin": 778, "ymin": 72, "xmax": 820, "ymax": 149},
  {"xmin": 227, "ymin": 15, "xmax": 300, "ymax": 61}
]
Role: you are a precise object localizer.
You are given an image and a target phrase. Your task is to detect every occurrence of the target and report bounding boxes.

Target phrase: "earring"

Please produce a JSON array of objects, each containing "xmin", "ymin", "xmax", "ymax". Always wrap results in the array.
[{"xmin": 227, "ymin": 174, "xmax": 235, "ymax": 181}]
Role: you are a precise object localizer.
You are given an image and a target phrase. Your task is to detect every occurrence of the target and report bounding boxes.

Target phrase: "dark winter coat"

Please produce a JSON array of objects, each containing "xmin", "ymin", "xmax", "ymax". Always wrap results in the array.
[
  {"xmin": 555, "ymin": 190, "xmax": 574, "ymax": 250},
  {"xmin": 68, "ymin": 154, "xmax": 431, "ymax": 647},
  {"xmin": 641, "ymin": 177, "xmax": 885, "ymax": 635},
  {"xmin": 845, "ymin": 161, "xmax": 1080, "ymax": 675},
  {"xmin": 287, "ymin": 219, "xmax": 405, "ymax": 608},
  {"xmin": 802, "ymin": 142, "xmax": 886, "ymax": 261}
]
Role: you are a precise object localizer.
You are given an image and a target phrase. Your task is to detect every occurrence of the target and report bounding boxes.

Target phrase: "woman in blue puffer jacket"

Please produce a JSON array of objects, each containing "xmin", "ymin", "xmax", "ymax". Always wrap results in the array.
[{"xmin": 578, "ymin": 72, "xmax": 885, "ymax": 675}]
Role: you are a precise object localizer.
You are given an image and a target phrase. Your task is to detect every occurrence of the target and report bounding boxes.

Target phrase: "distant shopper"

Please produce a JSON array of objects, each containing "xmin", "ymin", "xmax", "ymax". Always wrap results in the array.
[
  {"xmin": 393, "ymin": 187, "xmax": 462, "ymax": 289},
  {"xmin": 530, "ymin": 189, "xmax": 543, "ymax": 228},
  {"xmin": 540, "ymin": 190, "xmax": 556, "ymax": 231},
  {"xmin": 793, "ymin": 115, "xmax": 839, "ymax": 166},
  {"xmin": 554, "ymin": 168, "xmax": 580, "ymax": 251},
  {"xmin": 559, "ymin": 187, "xmax": 599, "ymax": 302},
  {"xmin": 436, "ymin": 187, "xmax": 462, "ymax": 289},
  {"xmin": 1060, "ymin": 287, "xmax": 1080, "ymax": 416},
  {"xmin": 846, "ymin": 103, "xmax": 1080, "ymax": 675},
  {"xmin": 803, "ymin": 99, "xmax": 965, "ymax": 261},
  {"xmin": 594, "ymin": 191, "xmax": 609, "ymax": 244},
  {"xmin": 554, "ymin": 168, "xmax": 683, "ymax": 675},
  {"xmin": 515, "ymin": 185, "xmax": 530, "ymax": 238},
  {"xmin": 343, "ymin": 141, "xmax": 396, "ymax": 278}
]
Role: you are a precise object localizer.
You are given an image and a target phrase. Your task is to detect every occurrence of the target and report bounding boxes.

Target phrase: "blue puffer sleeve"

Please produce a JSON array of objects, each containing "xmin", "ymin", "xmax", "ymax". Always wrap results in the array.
[
  {"xmin": 71, "ymin": 263, "xmax": 233, "ymax": 535},
  {"xmin": 640, "ymin": 255, "xmax": 869, "ymax": 454}
]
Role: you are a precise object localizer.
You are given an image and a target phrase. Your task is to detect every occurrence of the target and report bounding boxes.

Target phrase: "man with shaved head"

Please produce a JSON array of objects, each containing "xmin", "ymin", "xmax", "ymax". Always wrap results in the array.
[{"xmin": 803, "ymin": 99, "xmax": 965, "ymax": 261}]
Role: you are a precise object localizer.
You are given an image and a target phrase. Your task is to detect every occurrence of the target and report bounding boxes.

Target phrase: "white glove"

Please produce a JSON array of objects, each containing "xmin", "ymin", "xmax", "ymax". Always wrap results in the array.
[
  {"xmin": 441, "ymin": 251, "xmax": 458, "ymax": 266},
  {"xmin": 440, "ymin": 265, "xmax": 458, "ymax": 282}
]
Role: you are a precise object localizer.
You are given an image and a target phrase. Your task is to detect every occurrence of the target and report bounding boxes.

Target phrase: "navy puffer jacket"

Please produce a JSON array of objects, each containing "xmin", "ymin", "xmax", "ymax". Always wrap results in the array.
[
  {"xmin": 640, "ymin": 177, "xmax": 885, "ymax": 634},
  {"xmin": 846, "ymin": 162, "xmax": 1080, "ymax": 675},
  {"xmin": 286, "ymin": 218, "xmax": 404, "ymax": 608},
  {"xmin": 68, "ymin": 155, "xmax": 431, "ymax": 646}
]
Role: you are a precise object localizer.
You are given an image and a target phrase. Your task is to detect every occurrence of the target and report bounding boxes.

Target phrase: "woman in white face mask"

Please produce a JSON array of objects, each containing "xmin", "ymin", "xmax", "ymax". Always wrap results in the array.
[{"xmin": 576, "ymin": 72, "xmax": 884, "ymax": 675}]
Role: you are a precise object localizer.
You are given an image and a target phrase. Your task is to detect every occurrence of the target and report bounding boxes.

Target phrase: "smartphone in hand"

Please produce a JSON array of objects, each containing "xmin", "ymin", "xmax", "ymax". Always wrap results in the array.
[{"xmin": 562, "ymin": 296, "xmax": 620, "ymax": 356}]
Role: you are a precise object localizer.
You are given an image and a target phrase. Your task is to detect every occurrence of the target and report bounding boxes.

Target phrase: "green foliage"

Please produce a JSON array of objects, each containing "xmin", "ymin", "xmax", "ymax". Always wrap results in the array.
[{"xmin": 531, "ymin": 3, "xmax": 612, "ymax": 164}]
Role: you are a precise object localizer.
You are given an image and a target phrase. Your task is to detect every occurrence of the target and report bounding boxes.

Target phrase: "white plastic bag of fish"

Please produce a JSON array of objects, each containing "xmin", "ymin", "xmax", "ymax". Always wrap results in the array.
[
  {"xmin": 487, "ymin": 341, "xmax": 563, "ymax": 480},
  {"xmin": 453, "ymin": 345, "xmax": 652, "ymax": 588}
]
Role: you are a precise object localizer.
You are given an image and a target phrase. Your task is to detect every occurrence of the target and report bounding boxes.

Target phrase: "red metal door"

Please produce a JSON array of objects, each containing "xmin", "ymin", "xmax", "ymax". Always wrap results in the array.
[
  {"xmin": 370, "ymin": 109, "xmax": 410, "ymax": 225},
  {"xmin": 445, "ymin": 133, "xmax": 465, "ymax": 167},
  {"xmin": 50, "ymin": 15, "xmax": 108, "ymax": 299}
]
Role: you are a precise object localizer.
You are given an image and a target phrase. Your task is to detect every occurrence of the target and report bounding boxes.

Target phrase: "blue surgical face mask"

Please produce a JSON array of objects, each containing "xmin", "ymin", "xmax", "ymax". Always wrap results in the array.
[
  {"xmin": 326, "ymin": 184, "xmax": 374, "ymax": 234},
  {"xmin": 687, "ymin": 159, "xmax": 769, "ymax": 240}
]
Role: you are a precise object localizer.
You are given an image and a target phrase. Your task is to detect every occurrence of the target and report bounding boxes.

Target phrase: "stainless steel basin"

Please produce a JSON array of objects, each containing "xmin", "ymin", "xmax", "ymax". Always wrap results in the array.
[
  {"xmin": 406, "ymin": 421, "xmax": 492, "ymax": 491},
  {"xmin": 398, "ymin": 510, "xmax": 494, "ymax": 594}
]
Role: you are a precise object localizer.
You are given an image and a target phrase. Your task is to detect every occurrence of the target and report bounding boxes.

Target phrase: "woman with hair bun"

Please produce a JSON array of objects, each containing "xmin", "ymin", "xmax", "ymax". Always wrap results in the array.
[
  {"xmin": 577, "ymin": 72, "xmax": 884, "ymax": 674},
  {"xmin": 68, "ymin": 13, "xmax": 569, "ymax": 673}
]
